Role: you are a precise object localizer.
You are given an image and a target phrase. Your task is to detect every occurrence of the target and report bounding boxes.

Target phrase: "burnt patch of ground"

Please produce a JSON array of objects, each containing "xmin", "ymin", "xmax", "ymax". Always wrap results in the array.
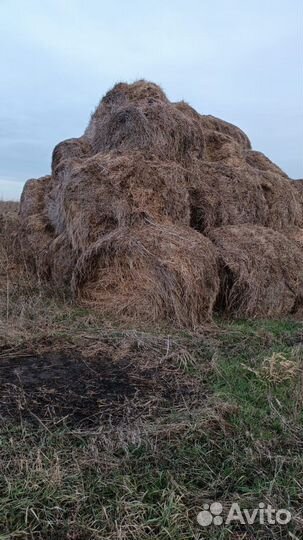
[{"xmin": 0, "ymin": 350, "xmax": 205, "ymax": 427}]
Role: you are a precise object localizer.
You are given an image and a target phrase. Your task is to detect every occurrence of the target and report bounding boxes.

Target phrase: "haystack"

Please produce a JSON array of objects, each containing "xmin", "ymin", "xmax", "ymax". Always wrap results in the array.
[
  {"xmin": 72, "ymin": 223, "xmax": 219, "ymax": 328},
  {"xmin": 18, "ymin": 79, "xmax": 303, "ymax": 326},
  {"xmin": 47, "ymin": 151, "xmax": 191, "ymax": 251},
  {"xmin": 208, "ymin": 225, "xmax": 303, "ymax": 318}
]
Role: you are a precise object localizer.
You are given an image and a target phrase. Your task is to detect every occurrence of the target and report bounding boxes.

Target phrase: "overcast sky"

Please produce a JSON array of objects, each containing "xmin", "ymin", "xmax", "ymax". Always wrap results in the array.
[{"xmin": 0, "ymin": 0, "xmax": 302, "ymax": 199}]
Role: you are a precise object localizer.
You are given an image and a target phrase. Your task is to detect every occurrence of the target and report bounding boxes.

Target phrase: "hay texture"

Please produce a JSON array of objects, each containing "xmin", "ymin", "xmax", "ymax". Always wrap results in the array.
[
  {"xmin": 208, "ymin": 225, "xmax": 303, "ymax": 318},
  {"xmin": 190, "ymin": 162, "xmax": 301, "ymax": 233},
  {"xmin": 72, "ymin": 224, "xmax": 219, "ymax": 328},
  {"xmin": 86, "ymin": 82, "xmax": 205, "ymax": 165},
  {"xmin": 20, "ymin": 176, "xmax": 74, "ymax": 284},
  {"xmin": 48, "ymin": 151, "xmax": 190, "ymax": 251},
  {"xmin": 19, "ymin": 79, "xmax": 303, "ymax": 326}
]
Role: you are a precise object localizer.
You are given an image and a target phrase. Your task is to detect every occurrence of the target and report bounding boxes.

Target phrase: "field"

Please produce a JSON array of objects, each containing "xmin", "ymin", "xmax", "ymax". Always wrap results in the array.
[{"xmin": 0, "ymin": 202, "xmax": 302, "ymax": 539}]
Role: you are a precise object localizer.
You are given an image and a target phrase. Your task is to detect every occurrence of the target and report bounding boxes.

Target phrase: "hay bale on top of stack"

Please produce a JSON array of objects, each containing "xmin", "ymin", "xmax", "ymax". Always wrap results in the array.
[{"xmin": 19, "ymin": 79, "xmax": 303, "ymax": 326}]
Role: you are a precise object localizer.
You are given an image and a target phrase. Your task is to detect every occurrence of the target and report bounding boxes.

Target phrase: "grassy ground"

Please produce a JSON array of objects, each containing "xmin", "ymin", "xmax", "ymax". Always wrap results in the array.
[{"xmin": 0, "ymin": 202, "xmax": 302, "ymax": 539}]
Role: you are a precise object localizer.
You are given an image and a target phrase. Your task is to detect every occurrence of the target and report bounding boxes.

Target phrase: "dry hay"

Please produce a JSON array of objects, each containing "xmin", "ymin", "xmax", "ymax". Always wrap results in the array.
[
  {"xmin": 40, "ymin": 233, "xmax": 76, "ymax": 287},
  {"xmin": 0, "ymin": 203, "xmax": 22, "ymax": 315},
  {"xmin": 256, "ymin": 170, "xmax": 302, "ymax": 229},
  {"xmin": 283, "ymin": 227, "xmax": 303, "ymax": 249},
  {"xmin": 199, "ymin": 115, "xmax": 251, "ymax": 149},
  {"xmin": 48, "ymin": 151, "xmax": 191, "ymax": 251},
  {"xmin": 18, "ymin": 79, "xmax": 303, "ymax": 325},
  {"xmin": 188, "ymin": 162, "xmax": 268, "ymax": 232},
  {"xmin": 87, "ymin": 80, "xmax": 168, "ymax": 122},
  {"xmin": 175, "ymin": 104, "xmax": 248, "ymax": 167},
  {"xmin": 72, "ymin": 223, "xmax": 219, "ymax": 328},
  {"xmin": 290, "ymin": 180, "xmax": 303, "ymax": 224},
  {"xmin": 85, "ymin": 83, "xmax": 205, "ymax": 165},
  {"xmin": 245, "ymin": 150, "xmax": 288, "ymax": 178},
  {"xmin": 19, "ymin": 176, "xmax": 52, "ymax": 220},
  {"xmin": 291, "ymin": 179, "xmax": 303, "ymax": 192},
  {"xmin": 51, "ymin": 137, "xmax": 93, "ymax": 176},
  {"xmin": 188, "ymin": 161, "xmax": 302, "ymax": 233},
  {"xmin": 202, "ymin": 130, "xmax": 245, "ymax": 167},
  {"xmin": 19, "ymin": 176, "xmax": 54, "ymax": 271},
  {"xmin": 19, "ymin": 176, "xmax": 73, "ymax": 282},
  {"xmin": 0, "ymin": 202, "xmax": 20, "ymax": 263},
  {"xmin": 208, "ymin": 225, "xmax": 303, "ymax": 318}
]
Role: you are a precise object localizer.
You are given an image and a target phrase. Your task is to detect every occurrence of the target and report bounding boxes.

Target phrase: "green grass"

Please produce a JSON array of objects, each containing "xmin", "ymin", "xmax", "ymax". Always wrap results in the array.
[{"xmin": 0, "ymin": 318, "xmax": 302, "ymax": 539}]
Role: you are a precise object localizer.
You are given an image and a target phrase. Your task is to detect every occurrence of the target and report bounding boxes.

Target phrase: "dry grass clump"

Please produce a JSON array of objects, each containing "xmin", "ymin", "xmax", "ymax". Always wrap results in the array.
[
  {"xmin": 48, "ymin": 152, "xmax": 191, "ymax": 251},
  {"xmin": 72, "ymin": 223, "xmax": 219, "ymax": 328},
  {"xmin": 208, "ymin": 225, "xmax": 303, "ymax": 318}
]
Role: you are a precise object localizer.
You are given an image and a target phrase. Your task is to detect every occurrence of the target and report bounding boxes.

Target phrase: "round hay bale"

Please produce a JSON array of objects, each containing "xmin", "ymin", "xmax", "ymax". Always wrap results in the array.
[
  {"xmin": 88, "ymin": 80, "xmax": 168, "ymax": 118},
  {"xmin": 86, "ymin": 99, "xmax": 205, "ymax": 164},
  {"xmin": 208, "ymin": 225, "xmax": 303, "ymax": 318},
  {"xmin": 72, "ymin": 223, "xmax": 220, "ymax": 328},
  {"xmin": 256, "ymin": 170, "xmax": 302, "ymax": 229},
  {"xmin": 188, "ymin": 162, "xmax": 268, "ymax": 232},
  {"xmin": 19, "ymin": 176, "xmax": 52, "ymax": 220},
  {"xmin": 19, "ymin": 176, "xmax": 56, "ymax": 275},
  {"xmin": 51, "ymin": 152, "xmax": 191, "ymax": 250},
  {"xmin": 51, "ymin": 137, "xmax": 93, "ymax": 176},
  {"xmin": 85, "ymin": 80, "xmax": 168, "ymax": 140},
  {"xmin": 188, "ymin": 162, "xmax": 302, "ymax": 233},
  {"xmin": 200, "ymin": 115, "xmax": 251, "ymax": 149},
  {"xmin": 245, "ymin": 150, "xmax": 288, "ymax": 178}
]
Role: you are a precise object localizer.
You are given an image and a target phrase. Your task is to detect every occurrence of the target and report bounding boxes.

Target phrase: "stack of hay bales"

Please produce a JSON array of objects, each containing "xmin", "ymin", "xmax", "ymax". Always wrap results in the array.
[{"xmin": 19, "ymin": 80, "xmax": 303, "ymax": 327}]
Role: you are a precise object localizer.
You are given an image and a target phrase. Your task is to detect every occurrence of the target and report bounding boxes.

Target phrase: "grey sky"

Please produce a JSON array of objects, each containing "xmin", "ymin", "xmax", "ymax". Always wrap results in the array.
[{"xmin": 0, "ymin": 0, "xmax": 302, "ymax": 199}]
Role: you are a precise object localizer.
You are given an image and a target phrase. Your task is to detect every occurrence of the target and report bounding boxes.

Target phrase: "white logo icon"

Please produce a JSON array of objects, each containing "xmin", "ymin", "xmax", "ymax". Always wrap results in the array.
[{"xmin": 197, "ymin": 502, "xmax": 223, "ymax": 527}]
